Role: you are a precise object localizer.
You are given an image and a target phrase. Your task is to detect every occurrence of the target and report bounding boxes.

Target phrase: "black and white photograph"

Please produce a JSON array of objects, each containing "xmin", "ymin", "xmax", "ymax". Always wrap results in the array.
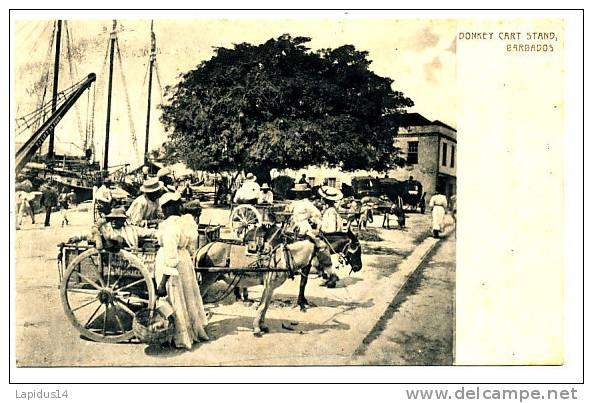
[{"xmin": 13, "ymin": 16, "xmax": 458, "ymax": 367}]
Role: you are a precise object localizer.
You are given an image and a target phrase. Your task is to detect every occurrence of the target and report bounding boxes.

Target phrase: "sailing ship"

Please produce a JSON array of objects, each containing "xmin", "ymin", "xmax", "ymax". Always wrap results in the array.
[{"xmin": 15, "ymin": 20, "xmax": 161, "ymax": 202}]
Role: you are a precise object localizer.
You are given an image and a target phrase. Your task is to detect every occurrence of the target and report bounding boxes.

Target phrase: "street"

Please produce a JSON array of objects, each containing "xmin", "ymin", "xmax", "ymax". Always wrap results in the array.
[{"xmin": 14, "ymin": 203, "xmax": 455, "ymax": 366}]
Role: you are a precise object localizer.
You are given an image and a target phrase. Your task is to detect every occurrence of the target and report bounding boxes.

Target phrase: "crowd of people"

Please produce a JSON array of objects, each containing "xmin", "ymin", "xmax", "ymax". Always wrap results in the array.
[{"xmin": 18, "ymin": 166, "xmax": 455, "ymax": 350}]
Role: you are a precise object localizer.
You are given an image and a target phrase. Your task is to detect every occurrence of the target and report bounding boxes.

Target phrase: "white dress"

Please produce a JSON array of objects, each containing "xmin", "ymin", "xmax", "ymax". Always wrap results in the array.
[
  {"xmin": 429, "ymin": 194, "xmax": 448, "ymax": 231},
  {"xmin": 155, "ymin": 214, "xmax": 209, "ymax": 349}
]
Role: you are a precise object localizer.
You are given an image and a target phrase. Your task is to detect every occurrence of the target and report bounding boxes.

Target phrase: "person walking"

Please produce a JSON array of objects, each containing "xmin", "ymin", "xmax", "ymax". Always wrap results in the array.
[
  {"xmin": 16, "ymin": 191, "xmax": 36, "ymax": 230},
  {"xmin": 155, "ymin": 192, "xmax": 209, "ymax": 349},
  {"xmin": 429, "ymin": 187, "xmax": 448, "ymax": 238},
  {"xmin": 59, "ymin": 190, "xmax": 70, "ymax": 227},
  {"xmin": 40, "ymin": 184, "xmax": 58, "ymax": 227}
]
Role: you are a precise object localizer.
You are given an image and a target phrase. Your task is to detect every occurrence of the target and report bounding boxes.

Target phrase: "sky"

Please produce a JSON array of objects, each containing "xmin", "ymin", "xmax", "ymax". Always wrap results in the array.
[{"xmin": 13, "ymin": 19, "xmax": 456, "ymax": 169}]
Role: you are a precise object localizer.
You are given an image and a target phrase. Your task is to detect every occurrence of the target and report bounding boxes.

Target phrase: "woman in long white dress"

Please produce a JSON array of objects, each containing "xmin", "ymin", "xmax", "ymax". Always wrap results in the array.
[
  {"xmin": 155, "ymin": 192, "xmax": 209, "ymax": 349},
  {"xmin": 428, "ymin": 188, "xmax": 448, "ymax": 238}
]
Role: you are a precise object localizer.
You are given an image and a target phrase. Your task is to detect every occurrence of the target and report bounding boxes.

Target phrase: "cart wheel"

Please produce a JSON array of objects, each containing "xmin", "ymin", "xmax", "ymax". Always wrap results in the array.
[
  {"xmin": 60, "ymin": 248, "xmax": 155, "ymax": 343},
  {"xmin": 230, "ymin": 204, "xmax": 262, "ymax": 239}
]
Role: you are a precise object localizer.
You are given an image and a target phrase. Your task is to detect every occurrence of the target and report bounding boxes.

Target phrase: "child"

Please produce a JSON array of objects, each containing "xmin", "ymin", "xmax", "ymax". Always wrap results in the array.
[{"xmin": 59, "ymin": 191, "xmax": 70, "ymax": 227}]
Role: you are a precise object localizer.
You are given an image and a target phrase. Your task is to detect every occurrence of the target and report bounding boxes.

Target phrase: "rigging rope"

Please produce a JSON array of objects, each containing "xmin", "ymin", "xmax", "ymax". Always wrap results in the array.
[
  {"xmin": 64, "ymin": 21, "xmax": 85, "ymax": 146},
  {"xmin": 154, "ymin": 60, "xmax": 165, "ymax": 105},
  {"xmin": 15, "ymin": 75, "xmax": 95, "ymax": 137},
  {"xmin": 114, "ymin": 37, "xmax": 140, "ymax": 164},
  {"xmin": 32, "ymin": 22, "xmax": 56, "ymax": 132}
]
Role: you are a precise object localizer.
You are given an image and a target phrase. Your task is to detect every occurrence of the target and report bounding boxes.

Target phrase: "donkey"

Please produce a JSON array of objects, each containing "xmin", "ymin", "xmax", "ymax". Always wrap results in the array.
[
  {"xmin": 237, "ymin": 225, "xmax": 362, "ymax": 307},
  {"xmin": 196, "ymin": 230, "xmax": 362, "ymax": 336}
]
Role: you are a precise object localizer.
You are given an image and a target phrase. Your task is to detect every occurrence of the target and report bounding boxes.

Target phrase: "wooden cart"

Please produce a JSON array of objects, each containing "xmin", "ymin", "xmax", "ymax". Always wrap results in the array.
[{"xmin": 57, "ymin": 224, "xmax": 221, "ymax": 343}]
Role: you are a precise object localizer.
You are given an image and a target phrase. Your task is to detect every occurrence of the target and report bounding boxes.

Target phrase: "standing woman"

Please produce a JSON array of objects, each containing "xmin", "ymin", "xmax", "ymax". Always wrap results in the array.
[
  {"xmin": 155, "ymin": 192, "xmax": 209, "ymax": 349},
  {"xmin": 428, "ymin": 187, "xmax": 448, "ymax": 238}
]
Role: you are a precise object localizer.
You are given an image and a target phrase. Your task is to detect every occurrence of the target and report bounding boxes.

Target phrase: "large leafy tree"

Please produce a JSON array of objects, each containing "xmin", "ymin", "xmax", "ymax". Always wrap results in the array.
[{"xmin": 160, "ymin": 34, "xmax": 413, "ymax": 183}]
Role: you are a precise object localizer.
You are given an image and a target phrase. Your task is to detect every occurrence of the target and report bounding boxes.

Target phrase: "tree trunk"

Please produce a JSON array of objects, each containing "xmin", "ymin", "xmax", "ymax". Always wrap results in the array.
[{"xmin": 251, "ymin": 165, "xmax": 272, "ymax": 186}]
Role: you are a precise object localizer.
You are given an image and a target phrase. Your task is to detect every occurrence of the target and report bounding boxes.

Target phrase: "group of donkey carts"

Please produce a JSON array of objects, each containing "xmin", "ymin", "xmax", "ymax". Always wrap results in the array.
[{"xmin": 57, "ymin": 201, "xmax": 363, "ymax": 343}]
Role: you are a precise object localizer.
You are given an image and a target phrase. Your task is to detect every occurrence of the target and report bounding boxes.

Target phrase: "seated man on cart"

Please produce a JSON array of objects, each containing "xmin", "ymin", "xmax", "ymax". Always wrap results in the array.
[
  {"xmin": 126, "ymin": 177, "xmax": 164, "ymax": 227},
  {"xmin": 67, "ymin": 207, "xmax": 156, "ymax": 249},
  {"xmin": 233, "ymin": 173, "xmax": 260, "ymax": 204}
]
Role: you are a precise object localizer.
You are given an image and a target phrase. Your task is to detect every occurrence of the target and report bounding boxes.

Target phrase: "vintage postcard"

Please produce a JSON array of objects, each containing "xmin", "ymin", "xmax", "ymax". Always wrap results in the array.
[{"xmin": 9, "ymin": 10, "xmax": 577, "ymax": 379}]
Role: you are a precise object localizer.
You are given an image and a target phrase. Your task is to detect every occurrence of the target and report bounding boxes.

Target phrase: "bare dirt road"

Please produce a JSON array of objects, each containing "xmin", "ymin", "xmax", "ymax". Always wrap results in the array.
[
  {"xmin": 14, "ymin": 204, "xmax": 454, "ymax": 366},
  {"xmin": 352, "ymin": 235, "xmax": 456, "ymax": 365}
]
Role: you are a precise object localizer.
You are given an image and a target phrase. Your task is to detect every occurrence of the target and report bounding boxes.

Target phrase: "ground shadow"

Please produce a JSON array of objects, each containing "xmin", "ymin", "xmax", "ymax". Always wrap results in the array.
[
  {"xmin": 205, "ymin": 314, "xmax": 351, "ymax": 342},
  {"xmin": 362, "ymin": 245, "xmax": 407, "ymax": 256},
  {"xmin": 269, "ymin": 292, "xmax": 374, "ymax": 311}
]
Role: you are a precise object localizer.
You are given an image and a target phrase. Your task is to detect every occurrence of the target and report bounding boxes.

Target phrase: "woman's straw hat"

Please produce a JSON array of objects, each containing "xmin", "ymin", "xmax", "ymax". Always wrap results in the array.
[
  {"xmin": 318, "ymin": 186, "xmax": 343, "ymax": 201},
  {"xmin": 159, "ymin": 191, "xmax": 182, "ymax": 207}
]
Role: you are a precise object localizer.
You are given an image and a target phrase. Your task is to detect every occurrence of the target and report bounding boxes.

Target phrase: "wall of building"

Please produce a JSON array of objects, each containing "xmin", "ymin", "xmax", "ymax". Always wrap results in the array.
[
  {"xmin": 392, "ymin": 134, "xmax": 440, "ymax": 201},
  {"xmin": 438, "ymin": 136, "xmax": 457, "ymax": 178}
]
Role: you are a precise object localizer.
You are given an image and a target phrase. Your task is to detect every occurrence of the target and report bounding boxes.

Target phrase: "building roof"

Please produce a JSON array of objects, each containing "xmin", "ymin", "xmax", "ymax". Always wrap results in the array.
[{"xmin": 397, "ymin": 112, "xmax": 456, "ymax": 131}]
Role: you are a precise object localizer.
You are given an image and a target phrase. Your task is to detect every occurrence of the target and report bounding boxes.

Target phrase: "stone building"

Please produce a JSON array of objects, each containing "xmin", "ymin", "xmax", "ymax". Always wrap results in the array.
[{"xmin": 388, "ymin": 113, "xmax": 457, "ymax": 202}]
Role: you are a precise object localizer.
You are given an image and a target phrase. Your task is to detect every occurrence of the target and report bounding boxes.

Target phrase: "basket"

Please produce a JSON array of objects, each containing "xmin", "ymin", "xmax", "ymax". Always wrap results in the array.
[{"xmin": 132, "ymin": 308, "xmax": 175, "ymax": 345}]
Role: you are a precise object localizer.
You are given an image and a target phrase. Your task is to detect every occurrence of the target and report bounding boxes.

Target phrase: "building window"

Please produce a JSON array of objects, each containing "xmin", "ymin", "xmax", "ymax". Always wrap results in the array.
[
  {"xmin": 451, "ymin": 145, "xmax": 455, "ymax": 168},
  {"xmin": 407, "ymin": 141, "xmax": 419, "ymax": 164},
  {"xmin": 308, "ymin": 177, "xmax": 316, "ymax": 187},
  {"xmin": 442, "ymin": 143, "xmax": 448, "ymax": 166},
  {"xmin": 326, "ymin": 177, "xmax": 337, "ymax": 188}
]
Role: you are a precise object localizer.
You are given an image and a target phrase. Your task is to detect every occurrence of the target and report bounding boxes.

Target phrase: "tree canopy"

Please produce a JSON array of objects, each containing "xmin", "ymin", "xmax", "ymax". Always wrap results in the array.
[{"xmin": 160, "ymin": 34, "xmax": 413, "ymax": 181}]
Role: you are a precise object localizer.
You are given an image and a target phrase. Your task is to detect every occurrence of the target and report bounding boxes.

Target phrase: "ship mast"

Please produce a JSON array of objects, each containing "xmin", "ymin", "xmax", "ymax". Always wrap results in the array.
[
  {"xmin": 47, "ymin": 19, "xmax": 62, "ymax": 160},
  {"xmin": 144, "ymin": 20, "xmax": 156, "ymax": 165},
  {"xmin": 103, "ymin": 20, "xmax": 117, "ymax": 173}
]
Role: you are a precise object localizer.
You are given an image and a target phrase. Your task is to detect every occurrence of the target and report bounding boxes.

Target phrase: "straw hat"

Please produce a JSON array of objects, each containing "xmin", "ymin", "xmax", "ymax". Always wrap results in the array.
[
  {"xmin": 157, "ymin": 167, "xmax": 171, "ymax": 178},
  {"xmin": 159, "ymin": 191, "xmax": 182, "ymax": 207},
  {"xmin": 244, "ymin": 173, "xmax": 257, "ymax": 182},
  {"xmin": 105, "ymin": 207, "xmax": 127, "ymax": 220},
  {"xmin": 261, "ymin": 183, "xmax": 271, "ymax": 190},
  {"xmin": 318, "ymin": 186, "xmax": 343, "ymax": 201},
  {"xmin": 140, "ymin": 177, "xmax": 164, "ymax": 193}
]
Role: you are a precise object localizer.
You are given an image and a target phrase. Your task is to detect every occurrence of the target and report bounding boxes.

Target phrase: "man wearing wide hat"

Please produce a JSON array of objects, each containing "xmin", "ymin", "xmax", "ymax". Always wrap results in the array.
[
  {"xmin": 319, "ymin": 186, "xmax": 344, "ymax": 233},
  {"xmin": 68, "ymin": 207, "xmax": 155, "ymax": 249},
  {"xmin": 157, "ymin": 167, "xmax": 177, "ymax": 192},
  {"xmin": 127, "ymin": 177, "xmax": 164, "ymax": 226},
  {"xmin": 94, "ymin": 178, "xmax": 114, "ymax": 218},
  {"xmin": 233, "ymin": 173, "xmax": 260, "ymax": 204},
  {"xmin": 287, "ymin": 184, "xmax": 333, "ymax": 282}
]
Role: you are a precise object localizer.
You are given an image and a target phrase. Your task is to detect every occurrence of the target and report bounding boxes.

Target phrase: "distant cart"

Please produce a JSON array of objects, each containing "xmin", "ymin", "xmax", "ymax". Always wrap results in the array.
[{"xmin": 229, "ymin": 202, "xmax": 290, "ymax": 239}]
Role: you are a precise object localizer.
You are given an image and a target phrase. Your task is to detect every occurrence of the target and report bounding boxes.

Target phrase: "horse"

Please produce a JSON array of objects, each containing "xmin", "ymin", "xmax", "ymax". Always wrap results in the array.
[{"xmin": 195, "ymin": 229, "xmax": 362, "ymax": 335}]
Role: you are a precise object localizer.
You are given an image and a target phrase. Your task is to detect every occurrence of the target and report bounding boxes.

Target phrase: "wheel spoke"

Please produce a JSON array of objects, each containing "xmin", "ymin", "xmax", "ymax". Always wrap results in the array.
[
  {"xmin": 102, "ymin": 303, "xmax": 108, "ymax": 336},
  {"xmin": 127, "ymin": 296, "xmax": 150, "ymax": 305},
  {"xmin": 111, "ymin": 303, "xmax": 126, "ymax": 333},
  {"xmin": 113, "ymin": 278, "xmax": 146, "ymax": 293},
  {"xmin": 77, "ymin": 273, "xmax": 103, "ymax": 291},
  {"xmin": 114, "ymin": 298, "xmax": 136, "ymax": 317},
  {"xmin": 84, "ymin": 303, "xmax": 103, "ymax": 329},
  {"xmin": 106, "ymin": 253, "xmax": 111, "ymax": 287},
  {"xmin": 111, "ymin": 272, "xmax": 124, "ymax": 290},
  {"xmin": 66, "ymin": 288, "xmax": 100, "ymax": 296},
  {"xmin": 71, "ymin": 298, "xmax": 99, "ymax": 313},
  {"xmin": 85, "ymin": 255, "xmax": 106, "ymax": 287}
]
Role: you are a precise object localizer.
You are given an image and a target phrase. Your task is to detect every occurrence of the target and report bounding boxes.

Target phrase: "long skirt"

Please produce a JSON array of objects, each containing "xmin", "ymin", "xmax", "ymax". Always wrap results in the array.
[
  {"xmin": 432, "ymin": 205, "xmax": 446, "ymax": 231},
  {"xmin": 163, "ymin": 249, "xmax": 209, "ymax": 349}
]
